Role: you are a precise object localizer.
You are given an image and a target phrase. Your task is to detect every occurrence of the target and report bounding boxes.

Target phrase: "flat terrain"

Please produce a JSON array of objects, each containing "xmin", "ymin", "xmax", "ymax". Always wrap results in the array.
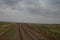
[
  {"xmin": 0, "ymin": 22, "xmax": 60, "ymax": 40},
  {"xmin": 30, "ymin": 24, "xmax": 60, "ymax": 40},
  {"xmin": 14, "ymin": 23, "xmax": 48, "ymax": 40},
  {"xmin": 0, "ymin": 22, "xmax": 16, "ymax": 40}
]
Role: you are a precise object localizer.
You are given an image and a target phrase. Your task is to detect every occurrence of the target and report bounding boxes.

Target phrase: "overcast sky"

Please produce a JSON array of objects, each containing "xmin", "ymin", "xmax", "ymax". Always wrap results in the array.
[{"xmin": 0, "ymin": 0, "xmax": 60, "ymax": 24}]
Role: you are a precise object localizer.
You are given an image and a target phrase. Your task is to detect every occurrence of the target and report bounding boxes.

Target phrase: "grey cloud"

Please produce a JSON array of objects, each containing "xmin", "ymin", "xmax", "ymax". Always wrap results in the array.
[
  {"xmin": 26, "ymin": 0, "xmax": 60, "ymax": 18},
  {"xmin": 3, "ymin": 0, "xmax": 22, "ymax": 6},
  {"xmin": 47, "ymin": 0, "xmax": 60, "ymax": 9},
  {"xmin": 0, "ymin": 0, "xmax": 60, "ymax": 23},
  {"xmin": 48, "ymin": 0, "xmax": 60, "ymax": 4},
  {"xmin": 24, "ymin": 0, "xmax": 34, "ymax": 5},
  {"xmin": 27, "ymin": 8, "xmax": 42, "ymax": 15}
]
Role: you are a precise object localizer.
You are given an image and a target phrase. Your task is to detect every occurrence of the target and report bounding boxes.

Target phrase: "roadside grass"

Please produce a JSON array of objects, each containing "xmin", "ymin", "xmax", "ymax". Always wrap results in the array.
[
  {"xmin": 0, "ymin": 22, "xmax": 15, "ymax": 40},
  {"xmin": 6, "ymin": 28, "xmax": 16, "ymax": 40},
  {"xmin": 0, "ymin": 22, "xmax": 12, "ymax": 34},
  {"xmin": 0, "ymin": 28, "xmax": 8, "ymax": 34},
  {"xmin": 0, "ymin": 22, "xmax": 16, "ymax": 40},
  {"xmin": 31, "ymin": 24, "xmax": 60, "ymax": 40},
  {"xmin": 0, "ymin": 22, "xmax": 11, "ymax": 26},
  {"xmin": 0, "ymin": 22, "xmax": 15, "ymax": 26},
  {"xmin": 0, "ymin": 28, "xmax": 16, "ymax": 40}
]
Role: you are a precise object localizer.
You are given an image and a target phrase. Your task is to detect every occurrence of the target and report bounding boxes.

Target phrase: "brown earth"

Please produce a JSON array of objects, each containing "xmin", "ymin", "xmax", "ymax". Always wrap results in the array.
[
  {"xmin": 0, "ymin": 23, "xmax": 57, "ymax": 40},
  {"xmin": 14, "ymin": 23, "xmax": 49, "ymax": 40}
]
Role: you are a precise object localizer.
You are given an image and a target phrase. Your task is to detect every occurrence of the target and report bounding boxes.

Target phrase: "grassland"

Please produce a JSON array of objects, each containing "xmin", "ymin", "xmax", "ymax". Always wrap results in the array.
[
  {"xmin": 31, "ymin": 24, "xmax": 60, "ymax": 40},
  {"xmin": 0, "ymin": 22, "xmax": 60, "ymax": 40},
  {"xmin": 0, "ymin": 22, "xmax": 16, "ymax": 40},
  {"xmin": 5, "ymin": 28, "xmax": 16, "ymax": 40},
  {"xmin": 0, "ymin": 22, "xmax": 11, "ymax": 34}
]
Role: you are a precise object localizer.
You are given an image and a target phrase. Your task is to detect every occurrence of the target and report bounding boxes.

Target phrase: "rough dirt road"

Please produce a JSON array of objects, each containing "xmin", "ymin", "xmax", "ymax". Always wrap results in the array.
[{"xmin": 14, "ymin": 23, "xmax": 49, "ymax": 40}]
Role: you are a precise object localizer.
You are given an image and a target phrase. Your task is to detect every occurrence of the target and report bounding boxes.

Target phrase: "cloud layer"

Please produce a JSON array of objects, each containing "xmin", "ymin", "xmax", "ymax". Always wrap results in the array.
[{"xmin": 0, "ymin": 0, "xmax": 60, "ymax": 24}]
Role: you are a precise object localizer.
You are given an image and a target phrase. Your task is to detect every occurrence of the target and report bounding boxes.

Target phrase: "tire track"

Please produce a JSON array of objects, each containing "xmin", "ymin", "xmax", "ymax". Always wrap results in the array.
[
  {"xmin": 15, "ymin": 23, "xmax": 49, "ymax": 40},
  {"xmin": 23, "ymin": 24, "xmax": 49, "ymax": 40},
  {"xmin": 19, "ymin": 24, "xmax": 28, "ymax": 40},
  {"xmin": 21, "ymin": 24, "xmax": 39, "ymax": 40}
]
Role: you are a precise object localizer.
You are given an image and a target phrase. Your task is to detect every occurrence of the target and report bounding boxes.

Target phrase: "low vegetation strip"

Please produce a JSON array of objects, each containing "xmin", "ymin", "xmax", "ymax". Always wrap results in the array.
[
  {"xmin": 1, "ymin": 24, "xmax": 12, "ymax": 27},
  {"xmin": 31, "ymin": 24, "xmax": 60, "ymax": 40},
  {"xmin": 6, "ymin": 28, "xmax": 16, "ymax": 40},
  {"xmin": 0, "ymin": 27, "xmax": 12, "ymax": 37},
  {"xmin": 0, "ymin": 22, "xmax": 11, "ymax": 26},
  {"xmin": 49, "ymin": 30, "xmax": 60, "ymax": 33},
  {"xmin": 0, "ymin": 22, "xmax": 16, "ymax": 40},
  {"xmin": 0, "ymin": 27, "xmax": 16, "ymax": 40},
  {"xmin": 0, "ymin": 22, "xmax": 15, "ymax": 27},
  {"xmin": 0, "ymin": 24, "xmax": 13, "ymax": 34}
]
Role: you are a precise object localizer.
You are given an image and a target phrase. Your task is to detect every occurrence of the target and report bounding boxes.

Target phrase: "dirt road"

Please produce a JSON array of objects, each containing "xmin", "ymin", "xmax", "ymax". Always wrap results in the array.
[{"xmin": 14, "ymin": 23, "xmax": 49, "ymax": 40}]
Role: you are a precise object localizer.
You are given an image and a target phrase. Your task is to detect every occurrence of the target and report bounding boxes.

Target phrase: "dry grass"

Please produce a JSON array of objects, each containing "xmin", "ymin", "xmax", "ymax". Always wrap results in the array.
[{"xmin": 31, "ymin": 24, "xmax": 60, "ymax": 40}]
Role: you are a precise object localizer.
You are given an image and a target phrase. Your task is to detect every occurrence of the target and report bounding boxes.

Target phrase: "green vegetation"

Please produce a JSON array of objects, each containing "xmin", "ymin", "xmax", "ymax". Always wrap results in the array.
[
  {"xmin": 0, "ymin": 22, "xmax": 11, "ymax": 26},
  {"xmin": 6, "ymin": 28, "xmax": 16, "ymax": 40},
  {"xmin": 0, "ymin": 22, "xmax": 16, "ymax": 40},
  {"xmin": 0, "ymin": 22, "xmax": 12, "ymax": 34},
  {"xmin": 31, "ymin": 24, "xmax": 60, "ymax": 40},
  {"xmin": 0, "ymin": 22, "xmax": 15, "ymax": 26}
]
